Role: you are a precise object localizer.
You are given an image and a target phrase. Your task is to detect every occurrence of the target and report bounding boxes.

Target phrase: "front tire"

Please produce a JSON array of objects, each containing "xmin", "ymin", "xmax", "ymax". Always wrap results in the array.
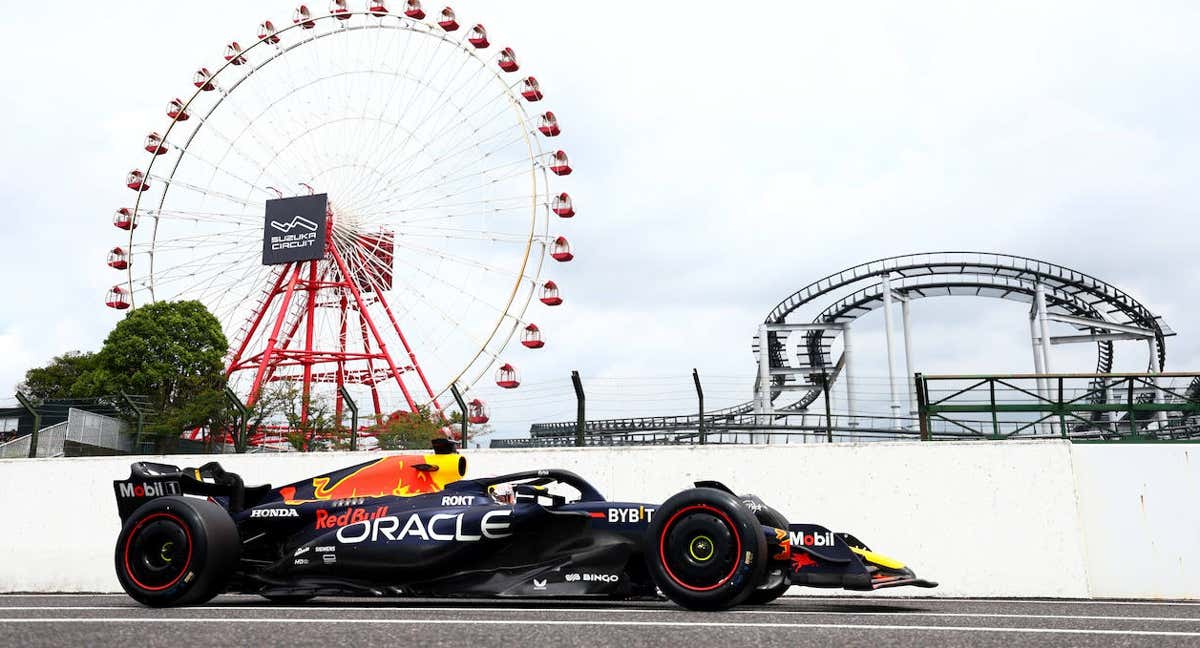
[
  {"xmin": 114, "ymin": 496, "xmax": 239, "ymax": 607},
  {"xmin": 645, "ymin": 487, "xmax": 768, "ymax": 611},
  {"xmin": 744, "ymin": 503, "xmax": 791, "ymax": 605}
]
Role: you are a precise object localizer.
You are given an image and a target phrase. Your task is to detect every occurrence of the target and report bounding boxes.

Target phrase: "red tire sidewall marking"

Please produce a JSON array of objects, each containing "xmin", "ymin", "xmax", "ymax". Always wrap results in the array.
[
  {"xmin": 122, "ymin": 512, "xmax": 193, "ymax": 592},
  {"xmin": 658, "ymin": 504, "xmax": 743, "ymax": 592}
]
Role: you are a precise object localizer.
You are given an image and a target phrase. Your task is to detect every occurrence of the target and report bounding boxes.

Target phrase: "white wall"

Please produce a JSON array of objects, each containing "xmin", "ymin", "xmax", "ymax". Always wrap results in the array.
[
  {"xmin": 0, "ymin": 440, "xmax": 1190, "ymax": 598},
  {"xmin": 0, "ymin": 441, "xmax": 1082, "ymax": 596},
  {"xmin": 1070, "ymin": 444, "xmax": 1200, "ymax": 599}
]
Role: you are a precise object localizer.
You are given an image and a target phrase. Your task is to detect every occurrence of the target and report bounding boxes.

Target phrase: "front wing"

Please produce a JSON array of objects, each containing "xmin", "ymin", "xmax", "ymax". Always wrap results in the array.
[{"xmin": 785, "ymin": 524, "xmax": 937, "ymax": 591}]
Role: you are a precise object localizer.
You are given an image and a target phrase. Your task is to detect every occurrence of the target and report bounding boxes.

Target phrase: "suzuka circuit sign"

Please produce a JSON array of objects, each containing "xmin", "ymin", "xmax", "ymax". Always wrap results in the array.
[{"xmin": 262, "ymin": 194, "xmax": 328, "ymax": 265}]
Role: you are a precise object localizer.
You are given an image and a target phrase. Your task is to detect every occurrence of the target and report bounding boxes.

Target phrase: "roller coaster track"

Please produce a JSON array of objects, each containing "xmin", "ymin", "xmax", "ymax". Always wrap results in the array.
[{"xmin": 529, "ymin": 252, "xmax": 1176, "ymax": 440}]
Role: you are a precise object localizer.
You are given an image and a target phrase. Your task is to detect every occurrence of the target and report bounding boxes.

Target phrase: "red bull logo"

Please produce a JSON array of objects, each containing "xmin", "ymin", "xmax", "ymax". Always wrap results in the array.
[
  {"xmin": 315, "ymin": 506, "xmax": 390, "ymax": 530},
  {"xmin": 791, "ymin": 552, "xmax": 818, "ymax": 571}
]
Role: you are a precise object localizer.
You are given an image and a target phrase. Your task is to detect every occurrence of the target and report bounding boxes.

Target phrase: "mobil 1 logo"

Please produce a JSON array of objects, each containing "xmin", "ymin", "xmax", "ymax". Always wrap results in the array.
[{"xmin": 262, "ymin": 194, "xmax": 328, "ymax": 265}]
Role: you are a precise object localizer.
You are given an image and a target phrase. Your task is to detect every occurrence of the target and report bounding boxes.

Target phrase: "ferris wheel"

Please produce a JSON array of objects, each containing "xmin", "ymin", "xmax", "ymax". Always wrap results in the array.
[{"xmin": 106, "ymin": 1, "xmax": 577, "ymax": 429}]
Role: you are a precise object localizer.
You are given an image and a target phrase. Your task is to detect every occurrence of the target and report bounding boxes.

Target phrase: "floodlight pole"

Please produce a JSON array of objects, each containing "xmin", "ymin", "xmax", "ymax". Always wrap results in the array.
[
  {"xmin": 449, "ymin": 383, "xmax": 468, "ymax": 448},
  {"xmin": 224, "ymin": 387, "xmax": 249, "ymax": 454},
  {"xmin": 339, "ymin": 385, "xmax": 359, "ymax": 451},
  {"xmin": 693, "ymin": 368, "xmax": 705, "ymax": 445},
  {"xmin": 15, "ymin": 393, "xmax": 39, "ymax": 459},
  {"xmin": 571, "ymin": 371, "xmax": 585, "ymax": 447}
]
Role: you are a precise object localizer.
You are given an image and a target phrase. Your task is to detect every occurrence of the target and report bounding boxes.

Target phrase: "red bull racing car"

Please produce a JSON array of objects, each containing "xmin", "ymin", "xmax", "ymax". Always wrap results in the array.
[{"xmin": 112, "ymin": 441, "xmax": 936, "ymax": 610}]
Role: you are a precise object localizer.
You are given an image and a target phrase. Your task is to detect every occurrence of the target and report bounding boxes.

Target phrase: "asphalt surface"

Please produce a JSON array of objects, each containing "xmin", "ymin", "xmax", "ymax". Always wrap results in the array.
[{"xmin": 2, "ymin": 594, "xmax": 1199, "ymax": 648}]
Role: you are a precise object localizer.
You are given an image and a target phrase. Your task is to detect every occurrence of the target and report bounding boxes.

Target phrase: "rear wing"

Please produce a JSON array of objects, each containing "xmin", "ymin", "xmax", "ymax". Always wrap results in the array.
[{"xmin": 113, "ymin": 461, "xmax": 268, "ymax": 521}]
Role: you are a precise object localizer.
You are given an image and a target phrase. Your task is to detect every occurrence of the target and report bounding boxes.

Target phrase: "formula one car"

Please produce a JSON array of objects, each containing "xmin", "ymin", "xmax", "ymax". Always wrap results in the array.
[{"xmin": 112, "ymin": 441, "xmax": 935, "ymax": 610}]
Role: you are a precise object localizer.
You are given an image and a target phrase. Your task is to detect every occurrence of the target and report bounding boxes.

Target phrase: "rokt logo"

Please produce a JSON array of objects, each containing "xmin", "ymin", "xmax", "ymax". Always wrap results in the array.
[{"xmin": 270, "ymin": 216, "xmax": 319, "ymax": 233}]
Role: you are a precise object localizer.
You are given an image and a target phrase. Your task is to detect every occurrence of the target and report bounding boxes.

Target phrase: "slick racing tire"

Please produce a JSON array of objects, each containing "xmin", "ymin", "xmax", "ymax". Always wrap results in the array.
[
  {"xmin": 743, "ymin": 503, "xmax": 791, "ymax": 605},
  {"xmin": 646, "ymin": 487, "xmax": 768, "ymax": 611},
  {"xmin": 115, "ymin": 496, "xmax": 240, "ymax": 607}
]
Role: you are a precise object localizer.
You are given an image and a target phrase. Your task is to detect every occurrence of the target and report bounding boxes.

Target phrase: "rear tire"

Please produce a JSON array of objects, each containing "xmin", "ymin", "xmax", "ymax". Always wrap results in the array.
[
  {"xmin": 645, "ymin": 487, "xmax": 768, "ymax": 611},
  {"xmin": 744, "ymin": 503, "xmax": 791, "ymax": 605},
  {"xmin": 114, "ymin": 496, "xmax": 239, "ymax": 607}
]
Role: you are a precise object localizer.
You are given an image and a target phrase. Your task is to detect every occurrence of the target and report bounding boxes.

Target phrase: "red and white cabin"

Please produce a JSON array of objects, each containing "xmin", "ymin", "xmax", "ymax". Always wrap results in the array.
[
  {"xmin": 259, "ymin": 20, "xmax": 281, "ymax": 43},
  {"xmin": 126, "ymin": 170, "xmax": 149, "ymax": 192},
  {"xmin": 106, "ymin": 286, "xmax": 130, "ymax": 310},
  {"xmin": 369, "ymin": 0, "xmax": 389, "ymax": 16},
  {"xmin": 193, "ymin": 68, "xmax": 215, "ymax": 91},
  {"xmin": 167, "ymin": 98, "xmax": 189, "ymax": 121},
  {"xmin": 540, "ymin": 281, "xmax": 563, "ymax": 306},
  {"xmin": 107, "ymin": 247, "xmax": 129, "ymax": 271},
  {"xmin": 550, "ymin": 236, "xmax": 573, "ymax": 262},
  {"xmin": 404, "ymin": 0, "xmax": 425, "ymax": 18},
  {"xmin": 551, "ymin": 192, "xmax": 574, "ymax": 217},
  {"xmin": 113, "ymin": 208, "xmax": 138, "ymax": 231},
  {"xmin": 330, "ymin": 0, "xmax": 351, "ymax": 19},
  {"xmin": 521, "ymin": 324, "xmax": 545, "ymax": 349},
  {"xmin": 498, "ymin": 47, "xmax": 519, "ymax": 72},
  {"xmin": 438, "ymin": 6, "xmax": 459, "ymax": 30},
  {"xmin": 224, "ymin": 42, "xmax": 247, "ymax": 65},
  {"xmin": 144, "ymin": 132, "xmax": 167, "ymax": 155},
  {"xmin": 548, "ymin": 150, "xmax": 572, "ymax": 176},
  {"xmin": 468, "ymin": 24, "xmax": 489, "ymax": 48},
  {"xmin": 467, "ymin": 399, "xmax": 490, "ymax": 425},
  {"xmin": 521, "ymin": 76, "xmax": 543, "ymax": 101},
  {"xmin": 496, "ymin": 363, "xmax": 520, "ymax": 389},
  {"xmin": 537, "ymin": 111, "xmax": 561, "ymax": 137},
  {"xmin": 294, "ymin": 5, "xmax": 316, "ymax": 28}
]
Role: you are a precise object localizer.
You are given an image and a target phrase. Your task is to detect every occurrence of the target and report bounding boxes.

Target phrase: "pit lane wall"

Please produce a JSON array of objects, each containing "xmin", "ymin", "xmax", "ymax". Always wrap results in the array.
[{"xmin": 0, "ymin": 440, "xmax": 1194, "ymax": 598}]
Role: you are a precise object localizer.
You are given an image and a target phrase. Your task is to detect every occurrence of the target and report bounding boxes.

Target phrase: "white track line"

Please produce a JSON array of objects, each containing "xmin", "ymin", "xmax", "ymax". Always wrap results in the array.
[
  {"xmin": 789, "ymin": 596, "xmax": 1200, "ymax": 607},
  {"xmin": 0, "ymin": 606, "xmax": 1198, "ymax": 623},
  {"xmin": 0, "ymin": 618, "xmax": 1197, "ymax": 637}
]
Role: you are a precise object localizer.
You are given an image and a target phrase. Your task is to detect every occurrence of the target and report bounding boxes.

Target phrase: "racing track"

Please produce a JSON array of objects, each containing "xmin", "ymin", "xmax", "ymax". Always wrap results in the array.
[{"xmin": 3, "ymin": 594, "xmax": 1199, "ymax": 648}]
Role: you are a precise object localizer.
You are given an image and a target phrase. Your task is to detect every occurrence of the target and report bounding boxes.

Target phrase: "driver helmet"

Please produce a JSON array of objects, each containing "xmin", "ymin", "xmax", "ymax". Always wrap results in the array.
[{"xmin": 489, "ymin": 483, "xmax": 515, "ymax": 505}]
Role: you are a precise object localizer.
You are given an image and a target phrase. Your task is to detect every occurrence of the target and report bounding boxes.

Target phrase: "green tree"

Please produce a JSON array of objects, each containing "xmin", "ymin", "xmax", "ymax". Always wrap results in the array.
[
  {"xmin": 17, "ymin": 351, "xmax": 97, "ymax": 400},
  {"xmin": 84, "ymin": 300, "xmax": 229, "ymax": 448},
  {"xmin": 373, "ymin": 406, "xmax": 446, "ymax": 450}
]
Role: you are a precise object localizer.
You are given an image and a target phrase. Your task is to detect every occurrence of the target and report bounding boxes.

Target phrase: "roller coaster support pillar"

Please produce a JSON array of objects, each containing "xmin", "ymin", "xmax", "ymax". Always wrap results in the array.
[
  {"xmin": 571, "ymin": 371, "xmax": 585, "ymax": 447},
  {"xmin": 881, "ymin": 274, "xmax": 901, "ymax": 416},
  {"xmin": 902, "ymin": 298, "xmax": 916, "ymax": 417},
  {"xmin": 843, "ymin": 325, "xmax": 857, "ymax": 426},
  {"xmin": 756, "ymin": 325, "xmax": 771, "ymax": 419},
  {"xmin": 693, "ymin": 368, "xmax": 705, "ymax": 445},
  {"xmin": 15, "ymin": 392, "xmax": 39, "ymax": 459},
  {"xmin": 1035, "ymin": 282, "xmax": 1054, "ymax": 374},
  {"xmin": 1147, "ymin": 338, "xmax": 1167, "ymax": 429},
  {"xmin": 822, "ymin": 373, "xmax": 833, "ymax": 443},
  {"xmin": 340, "ymin": 385, "xmax": 359, "ymax": 451},
  {"xmin": 1029, "ymin": 312, "xmax": 1049, "ymax": 405}
]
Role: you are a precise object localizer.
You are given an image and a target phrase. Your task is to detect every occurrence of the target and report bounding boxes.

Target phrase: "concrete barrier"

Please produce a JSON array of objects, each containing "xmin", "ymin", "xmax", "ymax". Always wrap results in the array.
[{"xmin": 0, "ymin": 440, "xmax": 1191, "ymax": 598}]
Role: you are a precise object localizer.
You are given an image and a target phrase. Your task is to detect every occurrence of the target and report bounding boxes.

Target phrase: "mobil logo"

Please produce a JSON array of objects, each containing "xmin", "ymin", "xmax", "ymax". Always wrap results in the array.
[
  {"xmin": 117, "ymin": 481, "xmax": 180, "ymax": 499},
  {"xmin": 789, "ymin": 529, "xmax": 836, "ymax": 547}
]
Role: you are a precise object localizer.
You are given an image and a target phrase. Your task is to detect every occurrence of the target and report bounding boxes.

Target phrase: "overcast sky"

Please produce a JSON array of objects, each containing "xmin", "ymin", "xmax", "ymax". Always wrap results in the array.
[{"xmin": 2, "ymin": 1, "xmax": 1199, "ymax": 436}]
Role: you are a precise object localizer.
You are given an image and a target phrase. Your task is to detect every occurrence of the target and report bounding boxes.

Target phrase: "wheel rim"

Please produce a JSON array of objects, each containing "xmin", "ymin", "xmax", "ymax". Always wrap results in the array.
[
  {"xmin": 658, "ymin": 504, "xmax": 743, "ymax": 592},
  {"xmin": 123, "ymin": 513, "xmax": 193, "ymax": 592}
]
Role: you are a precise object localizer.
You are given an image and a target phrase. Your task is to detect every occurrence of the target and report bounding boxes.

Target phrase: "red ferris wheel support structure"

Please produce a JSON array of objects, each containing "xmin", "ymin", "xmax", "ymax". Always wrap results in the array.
[{"xmin": 224, "ymin": 209, "xmax": 441, "ymax": 425}]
